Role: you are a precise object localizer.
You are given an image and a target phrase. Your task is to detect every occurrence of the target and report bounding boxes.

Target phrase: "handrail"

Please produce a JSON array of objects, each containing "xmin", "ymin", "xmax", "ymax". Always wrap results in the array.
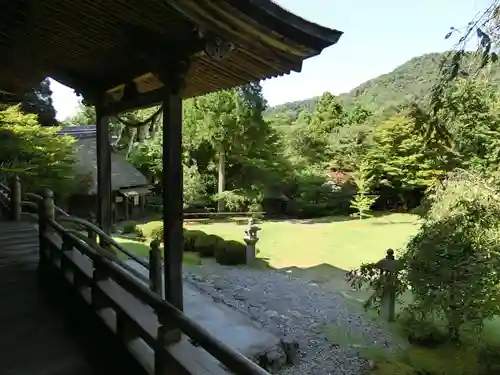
[
  {"xmin": 24, "ymin": 192, "xmax": 70, "ymax": 217},
  {"xmin": 21, "ymin": 201, "xmax": 37, "ymax": 210},
  {"xmin": 17, "ymin": 193, "xmax": 148, "ymax": 270},
  {"xmin": 49, "ymin": 219, "xmax": 271, "ymax": 375},
  {"xmin": 57, "ymin": 216, "xmax": 149, "ymax": 269},
  {"xmin": 5, "ymin": 180, "xmax": 273, "ymax": 375},
  {"xmin": 0, "ymin": 182, "xmax": 10, "ymax": 193},
  {"xmin": 3, "ymin": 181, "xmax": 148, "ymax": 270},
  {"xmin": 66, "ymin": 229, "xmax": 150, "ymax": 283}
]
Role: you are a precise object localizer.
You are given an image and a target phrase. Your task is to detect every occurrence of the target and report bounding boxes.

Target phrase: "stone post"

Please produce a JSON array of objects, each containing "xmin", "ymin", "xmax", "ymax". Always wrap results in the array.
[
  {"xmin": 9, "ymin": 176, "xmax": 21, "ymax": 221},
  {"xmin": 243, "ymin": 218, "xmax": 261, "ymax": 265},
  {"xmin": 149, "ymin": 240, "xmax": 163, "ymax": 295},
  {"xmin": 377, "ymin": 249, "xmax": 399, "ymax": 322}
]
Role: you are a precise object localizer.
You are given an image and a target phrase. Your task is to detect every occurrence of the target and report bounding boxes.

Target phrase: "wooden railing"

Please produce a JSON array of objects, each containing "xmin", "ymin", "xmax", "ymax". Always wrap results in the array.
[{"xmin": 0, "ymin": 179, "xmax": 271, "ymax": 375}]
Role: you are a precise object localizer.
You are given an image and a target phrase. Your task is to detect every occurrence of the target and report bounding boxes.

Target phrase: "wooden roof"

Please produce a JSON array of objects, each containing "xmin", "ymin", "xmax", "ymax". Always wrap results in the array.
[{"xmin": 1, "ymin": 1, "xmax": 342, "ymax": 113}]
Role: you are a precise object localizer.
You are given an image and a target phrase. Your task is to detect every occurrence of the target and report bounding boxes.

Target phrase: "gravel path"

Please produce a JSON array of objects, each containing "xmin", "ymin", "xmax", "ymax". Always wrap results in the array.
[{"xmin": 183, "ymin": 264, "xmax": 399, "ymax": 375}]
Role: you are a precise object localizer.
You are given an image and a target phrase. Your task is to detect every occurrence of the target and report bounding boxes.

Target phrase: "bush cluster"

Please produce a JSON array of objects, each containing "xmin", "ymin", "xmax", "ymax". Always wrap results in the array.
[
  {"xmin": 150, "ymin": 225, "xmax": 247, "ymax": 265},
  {"xmin": 122, "ymin": 221, "xmax": 138, "ymax": 234}
]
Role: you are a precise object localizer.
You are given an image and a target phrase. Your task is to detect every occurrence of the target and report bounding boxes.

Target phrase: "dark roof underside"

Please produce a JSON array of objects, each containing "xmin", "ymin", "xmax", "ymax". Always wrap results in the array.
[{"xmin": 0, "ymin": 0, "xmax": 342, "ymax": 112}]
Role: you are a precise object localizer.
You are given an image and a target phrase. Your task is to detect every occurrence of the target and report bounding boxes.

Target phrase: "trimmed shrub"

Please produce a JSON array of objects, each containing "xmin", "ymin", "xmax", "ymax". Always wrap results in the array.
[
  {"xmin": 150, "ymin": 226, "xmax": 208, "ymax": 253},
  {"xmin": 135, "ymin": 227, "xmax": 146, "ymax": 242},
  {"xmin": 184, "ymin": 229, "xmax": 205, "ymax": 252},
  {"xmin": 151, "ymin": 226, "xmax": 163, "ymax": 242},
  {"xmin": 122, "ymin": 221, "xmax": 137, "ymax": 234},
  {"xmin": 194, "ymin": 234, "xmax": 223, "ymax": 257},
  {"xmin": 215, "ymin": 240, "xmax": 247, "ymax": 265}
]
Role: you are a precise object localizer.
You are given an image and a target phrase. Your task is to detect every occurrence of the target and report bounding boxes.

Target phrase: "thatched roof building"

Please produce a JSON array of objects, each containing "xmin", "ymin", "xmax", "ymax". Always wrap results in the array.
[{"xmin": 59, "ymin": 126, "xmax": 150, "ymax": 195}]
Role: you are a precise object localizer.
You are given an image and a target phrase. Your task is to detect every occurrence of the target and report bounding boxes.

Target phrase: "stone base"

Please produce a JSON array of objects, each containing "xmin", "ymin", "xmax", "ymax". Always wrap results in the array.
[
  {"xmin": 124, "ymin": 260, "xmax": 287, "ymax": 371},
  {"xmin": 183, "ymin": 284, "xmax": 286, "ymax": 370}
]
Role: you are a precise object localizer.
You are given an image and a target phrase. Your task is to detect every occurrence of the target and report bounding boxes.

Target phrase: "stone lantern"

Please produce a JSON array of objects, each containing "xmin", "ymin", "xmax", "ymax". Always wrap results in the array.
[{"xmin": 243, "ymin": 218, "xmax": 261, "ymax": 265}]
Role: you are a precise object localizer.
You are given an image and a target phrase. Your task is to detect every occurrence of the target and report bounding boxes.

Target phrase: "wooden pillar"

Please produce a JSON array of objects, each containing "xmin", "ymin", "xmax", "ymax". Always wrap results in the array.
[
  {"xmin": 95, "ymin": 104, "xmax": 112, "ymax": 236},
  {"xmin": 38, "ymin": 189, "xmax": 55, "ymax": 268},
  {"xmin": 124, "ymin": 196, "xmax": 129, "ymax": 221},
  {"xmin": 161, "ymin": 61, "xmax": 189, "ymax": 311}
]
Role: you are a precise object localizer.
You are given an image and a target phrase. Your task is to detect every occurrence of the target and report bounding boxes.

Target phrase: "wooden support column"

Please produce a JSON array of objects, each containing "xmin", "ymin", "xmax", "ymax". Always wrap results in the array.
[
  {"xmin": 161, "ymin": 60, "xmax": 189, "ymax": 311},
  {"xmin": 95, "ymin": 104, "xmax": 112, "ymax": 236}
]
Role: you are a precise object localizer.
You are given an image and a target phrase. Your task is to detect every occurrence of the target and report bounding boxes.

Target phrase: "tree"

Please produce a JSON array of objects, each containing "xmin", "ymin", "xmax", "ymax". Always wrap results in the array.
[
  {"xmin": 67, "ymin": 102, "xmax": 96, "ymax": 126},
  {"xmin": 284, "ymin": 93, "xmax": 349, "ymax": 165},
  {"xmin": 328, "ymin": 105, "xmax": 373, "ymax": 171},
  {"xmin": 0, "ymin": 105, "xmax": 85, "ymax": 197},
  {"xmin": 183, "ymin": 90, "xmax": 237, "ymax": 211},
  {"xmin": 403, "ymin": 170, "xmax": 500, "ymax": 341},
  {"xmin": 309, "ymin": 92, "xmax": 347, "ymax": 134},
  {"xmin": 423, "ymin": 2, "xmax": 500, "ymax": 140},
  {"xmin": 437, "ymin": 78, "xmax": 500, "ymax": 174},
  {"xmin": 350, "ymin": 162, "xmax": 378, "ymax": 219},
  {"xmin": 183, "ymin": 82, "xmax": 276, "ymax": 211},
  {"xmin": 20, "ymin": 79, "xmax": 58, "ymax": 127},
  {"xmin": 366, "ymin": 114, "xmax": 451, "ymax": 208}
]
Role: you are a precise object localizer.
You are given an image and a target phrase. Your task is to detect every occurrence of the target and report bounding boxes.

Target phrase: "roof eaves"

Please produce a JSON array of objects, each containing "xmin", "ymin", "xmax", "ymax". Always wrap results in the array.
[
  {"xmin": 166, "ymin": 0, "xmax": 343, "ymax": 59},
  {"xmin": 250, "ymin": 0, "xmax": 343, "ymax": 45}
]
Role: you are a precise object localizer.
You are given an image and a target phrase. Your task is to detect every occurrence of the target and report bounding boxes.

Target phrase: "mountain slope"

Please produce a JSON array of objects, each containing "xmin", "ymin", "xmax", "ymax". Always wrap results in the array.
[{"xmin": 265, "ymin": 52, "xmax": 500, "ymax": 122}]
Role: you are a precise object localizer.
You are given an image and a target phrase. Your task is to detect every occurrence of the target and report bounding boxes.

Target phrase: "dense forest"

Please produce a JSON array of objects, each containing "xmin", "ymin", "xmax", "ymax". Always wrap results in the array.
[{"xmin": 3, "ymin": 51, "xmax": 500, "ymax": 220}]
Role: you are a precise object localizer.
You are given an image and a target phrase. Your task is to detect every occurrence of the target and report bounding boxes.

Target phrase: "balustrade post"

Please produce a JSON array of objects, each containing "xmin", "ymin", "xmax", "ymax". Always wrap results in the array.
[
  {"xmin": 91, "ymin": 260, "xmax": 111, "ymax": 311},
  {"xmin": 9, "ymin": 176, "xmax": 21, "ymax": 221},
  {"xmin": 87, "ymin": 212, "xmax": 97, "ymax": 242},
  {"xmin": 38, "ymin": 188, "xmax": 55, "ymax": 267},
  {"xmin": 149, "ymin": 240, "xmax": 163, "ymax": 295},
  {"xmin": 155, "ymin": 314, "xmax": 181, "ymax": 375},
  {"xmin": 60, "ymin": 238, "xmax": 73, "ymax": 277}
]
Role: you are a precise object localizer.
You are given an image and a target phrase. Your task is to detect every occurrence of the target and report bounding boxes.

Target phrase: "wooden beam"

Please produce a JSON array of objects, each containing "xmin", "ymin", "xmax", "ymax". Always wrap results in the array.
[
  {"xmin": 99, "ymin": 31, "xmax": 204, "ymax": 95},
  {"xmin": 161, "ymin": 60, "xmax": 189, "ymax": 311},
  {"xmin": 95, "ymin": 103, "xmax": 112, "ymax": 236},
  {"xmin": 101, "ymin": 86, "xmax": 166, "ymax": 116}
]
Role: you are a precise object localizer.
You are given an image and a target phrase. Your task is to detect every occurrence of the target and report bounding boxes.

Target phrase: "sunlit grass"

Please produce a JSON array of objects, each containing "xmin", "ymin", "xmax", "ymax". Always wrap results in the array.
[
  {"xmin": 113, "ymin": 236, "xmax": 201, "ymax": 265},
  {"xmin": 124, "ymin": 214, "xmax": 500, "ymax": 373}
]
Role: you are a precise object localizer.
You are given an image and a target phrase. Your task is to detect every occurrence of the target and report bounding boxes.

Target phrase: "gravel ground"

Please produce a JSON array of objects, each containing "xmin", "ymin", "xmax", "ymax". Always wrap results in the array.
[{"xmin": 183, "ymin": 263, "xmax": 400, "ymax": 375}]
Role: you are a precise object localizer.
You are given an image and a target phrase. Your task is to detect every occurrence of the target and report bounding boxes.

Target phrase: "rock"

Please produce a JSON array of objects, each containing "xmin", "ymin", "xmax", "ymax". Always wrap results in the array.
[
  {"xmin": 265, "ymin": 310, "xmax": 278, "ymax": 318},
  {"xmin": 281, "ymin": 336, "xmax": 300, "ymax": 365},
  {"xmin": 258, "ymin": 348, "xmax": 286, "ymax": 372},
  {"xmin": 368, "ymin": 359, "xmax": 377, "ymax": 371},
  {"xmin": 233, "ymin": 294, "xmax": 246, "ymax": 301}
]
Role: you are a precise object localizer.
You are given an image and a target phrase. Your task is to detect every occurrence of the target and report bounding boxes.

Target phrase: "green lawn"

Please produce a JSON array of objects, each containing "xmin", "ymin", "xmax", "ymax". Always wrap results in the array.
[
  {"xmin": 118, "ymin": 213, "xmax": 500, "ymax": 373},
  {"xmin": 113, "ymin": 236, "xmax": 201, "ymax": 265},
  {"xmin": 136, "ymin": 213, "xmax": 420, "ymax": 301},
  {"xmin": 141, "ymin": 213, "xmax": 420, "ymax": 269}
]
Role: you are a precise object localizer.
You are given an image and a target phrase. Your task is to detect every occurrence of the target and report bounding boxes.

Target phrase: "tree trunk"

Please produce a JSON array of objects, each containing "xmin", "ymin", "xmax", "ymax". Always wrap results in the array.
[
  {"xmin": 126, "ymin": 128, "xmax": 136, "ymax": 158},
  {"xmin": 217, "ymin": 147, "xmax": 226, "ymax": 212},
  {"xmin": 150, "ymin": 112, "xmax": 162, "ymax": 138}
]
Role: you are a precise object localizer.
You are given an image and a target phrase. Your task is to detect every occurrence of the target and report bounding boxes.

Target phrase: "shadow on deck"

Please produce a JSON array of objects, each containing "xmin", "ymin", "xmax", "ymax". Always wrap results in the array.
[{"xmin": 0, "ymin": 221, "xmax": 146, "ymax": 375}]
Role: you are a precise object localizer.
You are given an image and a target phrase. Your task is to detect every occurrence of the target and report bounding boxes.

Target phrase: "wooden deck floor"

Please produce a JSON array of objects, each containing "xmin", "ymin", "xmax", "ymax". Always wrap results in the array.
[{"xmin": 0, "ymin": 221, "xmax": 147, "ymax": 375}]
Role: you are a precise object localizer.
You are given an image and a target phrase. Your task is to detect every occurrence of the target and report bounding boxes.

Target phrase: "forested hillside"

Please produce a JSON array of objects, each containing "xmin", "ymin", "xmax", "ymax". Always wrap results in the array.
[
  {"xmin": 265, "ymin": 52, "xmax": 500, "ymax": 124},
  {"xmin": 5, "ymin": 49, "xmax": 500, "ymax": 219}
]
